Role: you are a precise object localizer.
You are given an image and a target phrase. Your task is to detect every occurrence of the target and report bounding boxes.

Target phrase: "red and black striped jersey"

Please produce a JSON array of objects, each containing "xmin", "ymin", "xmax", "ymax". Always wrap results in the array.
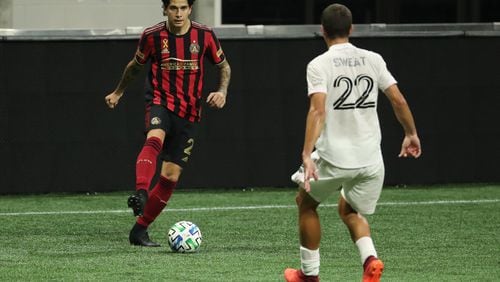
[{"xmin": 135, "ymin": 21, "xmax": 226, "ymax": 122}]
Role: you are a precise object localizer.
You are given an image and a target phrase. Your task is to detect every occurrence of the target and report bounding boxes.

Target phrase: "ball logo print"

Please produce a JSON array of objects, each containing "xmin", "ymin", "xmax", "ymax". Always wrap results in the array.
[{"xmin": 167, "ymin": 221, "xmax": 202, "ymax": 253}]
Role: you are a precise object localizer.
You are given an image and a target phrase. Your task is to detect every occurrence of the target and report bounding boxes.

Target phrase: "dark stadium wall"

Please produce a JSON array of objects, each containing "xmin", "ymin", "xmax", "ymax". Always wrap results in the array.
[
  {"xmin": 0, "ymin": 41, "xmax": 6, "ymax": 192},
  {"xmin": 1, "ymin": 36, "xmax": 499, "ymax": 194}
]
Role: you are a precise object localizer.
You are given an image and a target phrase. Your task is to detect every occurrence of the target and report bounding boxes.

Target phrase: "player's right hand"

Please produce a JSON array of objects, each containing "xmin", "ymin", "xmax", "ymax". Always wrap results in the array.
[
  {"xmin": 105, "ymin": 92, "xmax": 122, "ymax": 109},
  {"xmin": 302, "ymin": 156, "xmax": 318, "ymax": 192}
]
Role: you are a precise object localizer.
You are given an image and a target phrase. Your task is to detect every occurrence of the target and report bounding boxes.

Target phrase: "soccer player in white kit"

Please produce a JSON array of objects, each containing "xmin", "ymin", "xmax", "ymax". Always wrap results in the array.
[{"xmin": 284, "ymin": 4, "xmax": 421, "ymax": 282}]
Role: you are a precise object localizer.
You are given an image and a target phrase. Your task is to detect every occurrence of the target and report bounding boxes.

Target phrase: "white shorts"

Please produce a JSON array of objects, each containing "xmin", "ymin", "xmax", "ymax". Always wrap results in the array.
[{"xmin": 291, "ymin": 152, "xmax": 385, "ymax": 215}]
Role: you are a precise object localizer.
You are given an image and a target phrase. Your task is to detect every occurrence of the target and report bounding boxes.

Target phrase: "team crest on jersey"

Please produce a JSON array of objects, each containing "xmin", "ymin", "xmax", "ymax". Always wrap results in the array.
[
  {"xmin": 151, "ymin": 117, "xmax": 162, "ymax": 125},
  {"xmin": 162, "ymin": 39, "xmax": 169, "ymax": 53},
  {"xmin": 189, "ymin": 41, "xmax": 200, "ymax": 54}
]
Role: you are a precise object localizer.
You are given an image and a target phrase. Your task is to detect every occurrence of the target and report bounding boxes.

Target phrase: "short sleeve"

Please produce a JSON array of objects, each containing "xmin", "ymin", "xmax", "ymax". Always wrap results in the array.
[
  {"xmin": 375, "ymin": 54, "xmax": 397, "ymax": 91},
  {"xmin": 307, "ymin": 59, "xmax": 328, "ymax": 96},
  {"xmin": 134, "ymin": 31, "xmax": 153, "ymax": 65},
  {"xmin": 207, "ymin": 30, "xmax": 225, "ymax": 65}
]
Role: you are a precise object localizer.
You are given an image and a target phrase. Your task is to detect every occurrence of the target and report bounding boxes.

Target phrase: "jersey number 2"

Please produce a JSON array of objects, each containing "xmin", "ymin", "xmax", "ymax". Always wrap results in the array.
[{"xmin": 332, "ymin": 75, "xmax": 376, "ymax": 110}]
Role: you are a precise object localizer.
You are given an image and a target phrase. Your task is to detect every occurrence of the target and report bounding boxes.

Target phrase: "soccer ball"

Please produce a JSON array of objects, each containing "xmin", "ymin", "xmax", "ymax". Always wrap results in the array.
[{"xmin": 167, "ymin": 221, "xmax": 202, "ymax": 253}]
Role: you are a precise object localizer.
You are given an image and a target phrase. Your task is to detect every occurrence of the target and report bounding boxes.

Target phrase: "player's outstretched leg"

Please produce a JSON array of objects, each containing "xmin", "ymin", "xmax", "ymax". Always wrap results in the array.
[
  {"xmin": 128, "ymin": 222, "xmax": 160, "ymax": 247},
  {"xmin": 129, "ymin": 135, "xmax": 163, "ymax": 216},
  {"xmin": 284, "ymin": 268, "xmax": 319, "ymax": 282},
  {"xmin": 127, "ymin": 189, "xmax": 148, "ymax": 217}
]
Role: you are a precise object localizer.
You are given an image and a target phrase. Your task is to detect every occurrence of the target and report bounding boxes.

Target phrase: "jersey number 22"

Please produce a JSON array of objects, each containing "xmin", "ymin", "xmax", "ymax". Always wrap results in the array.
[{"xmin": 332, "ymin": 74, "xmax": 376, "ymax": 110}]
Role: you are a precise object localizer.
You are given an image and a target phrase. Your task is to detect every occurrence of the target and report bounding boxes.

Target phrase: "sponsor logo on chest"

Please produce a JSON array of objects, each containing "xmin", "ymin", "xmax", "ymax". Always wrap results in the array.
[{"xmin": 161, "ymin": 58, "xmax": 199, "ymax": 71}]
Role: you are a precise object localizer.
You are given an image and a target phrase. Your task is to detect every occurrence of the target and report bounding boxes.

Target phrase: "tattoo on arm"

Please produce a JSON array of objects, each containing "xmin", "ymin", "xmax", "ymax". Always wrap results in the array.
[
  {"xmin": 115, "ymin": 60, "xmax": 144, "ymax": 94},
  {"xmin": 217, "ymin": 60, "xmax": 231, "ymax": 95}
]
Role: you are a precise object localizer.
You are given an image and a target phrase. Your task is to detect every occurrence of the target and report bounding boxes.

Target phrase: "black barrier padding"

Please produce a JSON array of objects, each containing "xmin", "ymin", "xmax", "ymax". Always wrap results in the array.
[
  {"xmin": 1, "ymin": 40, "xmax": 146, "ymax": 193},
  {"xmin": 0, "ymin": 37, "xmax": 499, "ymax": 193},
  {"xmin": 183, "ymin": 39, "xmax": 323, "ymax": 189},
  {"xmin": 357, "ymin": 37, "xmax": 500, "ymax": 185},
  {"xmin": 0, "ymin": 42, "xmax": 7, "ymax": 191}
]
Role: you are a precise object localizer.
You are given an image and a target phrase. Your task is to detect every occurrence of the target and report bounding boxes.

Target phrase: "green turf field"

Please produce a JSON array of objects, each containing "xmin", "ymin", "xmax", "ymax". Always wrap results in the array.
[{"xmin": 0, "ymin": 184, "xmax": 499, "ymax": 281}]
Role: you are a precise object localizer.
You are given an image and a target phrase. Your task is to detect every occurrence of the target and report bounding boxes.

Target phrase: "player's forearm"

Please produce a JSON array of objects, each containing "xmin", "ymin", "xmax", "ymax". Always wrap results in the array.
[
  {"xmin": 114, "ymin": 60, "xmax": 144, "ymax": 95},
  {"xmin": 217, "ymin": 60, "xmax": 231, "ymax": 95},
  {"xmin": 392, "ymin": 99, "xmax": 418, "ymax": 136},
  {"xmin": 302, "ymin": 108, "xmax": 325, "ymax": 159}
]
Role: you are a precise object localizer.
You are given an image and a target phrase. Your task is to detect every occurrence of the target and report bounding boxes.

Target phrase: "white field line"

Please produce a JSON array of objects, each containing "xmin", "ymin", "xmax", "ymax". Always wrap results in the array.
[{"xmin": 0, "ymin": 198, "xmax": 498, "ymax": 217}]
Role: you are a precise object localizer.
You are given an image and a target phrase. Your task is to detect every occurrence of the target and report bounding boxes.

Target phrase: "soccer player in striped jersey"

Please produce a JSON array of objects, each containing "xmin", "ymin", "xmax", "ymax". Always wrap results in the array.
[
  {"xmin": 105, "ymin": 0, "xmax": 231, "ymax": 247},
  {"xmin": 284, "ymin": 4, "xmax": 421, "ymax": 282}
]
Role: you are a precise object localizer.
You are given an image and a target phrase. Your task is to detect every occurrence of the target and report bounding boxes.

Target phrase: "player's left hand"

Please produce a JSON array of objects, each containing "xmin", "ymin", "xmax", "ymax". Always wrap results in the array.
[
  {"xmin": 206, "ymin": 92, "xmax": 226, "ymax": 109},
  {"xmin": 399, "ymin": 134, "xmax": 422, "ymax": 158}
]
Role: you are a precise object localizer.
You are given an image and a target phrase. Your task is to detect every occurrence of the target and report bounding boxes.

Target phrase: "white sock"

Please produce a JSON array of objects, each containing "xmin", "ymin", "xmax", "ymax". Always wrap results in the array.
[
  {"xmin": 355, "ymin": 236, "xmax": 377, "ymax": 265},
  {"xmin": 300, "ymin": 246, "xmax": 320, "ymax": 276}
]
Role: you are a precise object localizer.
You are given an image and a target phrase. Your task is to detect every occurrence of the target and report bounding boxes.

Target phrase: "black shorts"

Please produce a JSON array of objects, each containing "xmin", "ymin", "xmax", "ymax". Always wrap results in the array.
[{"xmin": 145, "ymin": 105, "xmax": 198, "ymax": 167}]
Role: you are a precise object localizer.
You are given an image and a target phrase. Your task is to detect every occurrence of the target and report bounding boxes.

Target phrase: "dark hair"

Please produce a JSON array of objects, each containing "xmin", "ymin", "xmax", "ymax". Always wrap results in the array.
[
  {"xmin": 162, "ymin": 0, "xmax": 196, "ymax": 7},
  {"xmin": 321, "ymin": 4, "xmax": 352, "ymax": 39}
]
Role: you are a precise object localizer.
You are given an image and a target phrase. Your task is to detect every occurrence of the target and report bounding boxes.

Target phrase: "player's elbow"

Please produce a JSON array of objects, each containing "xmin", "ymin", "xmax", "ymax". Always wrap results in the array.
[
  {"xmin": 218, "ymin": 60, "xmax": 231, "ymax": 71},
  {"xmin": 310, "ymin": 107, "xmax": 326, "ymax": 122},
  {"xmin": 127, "ymin": 59, "xmax": 144, "ymax": 72}
]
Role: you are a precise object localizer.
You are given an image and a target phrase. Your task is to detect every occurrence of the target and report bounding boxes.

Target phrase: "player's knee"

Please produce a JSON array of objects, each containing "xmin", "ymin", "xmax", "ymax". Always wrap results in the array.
[
  {"xmin": 164, "ymin": 174, "xmax": 180, "ymax": 183},
  {"xmin": 296, "ymin": 191, "xmax": 319, "ymax": 211},
  {"xmin": 339, "ymin": 207, "xmax": 366, "ymax": 226},
  {"xmin": 338, "ymin": 199, "xmax": 356, "ymax": 222},
  {"xmin": 147, "ymin": 128, "xmax": 166, "ymax": 141},
  {"xmin": 338, "ymin": 209, "xmax": 350, "ymax": 223},
  {"xmin": 161, "ymin": 163, "xmax": 183, "ymax": 182},
  {"xmin": 295, "ymin": 189, "xmax": 309, "ymax": 206},
  {"xmin": 295, "ymin": 193, "xmax": 302, "ymax": 207},
  {"xmin": 163, "ymin": 170, "xmax": 181, "ymax": 182}
]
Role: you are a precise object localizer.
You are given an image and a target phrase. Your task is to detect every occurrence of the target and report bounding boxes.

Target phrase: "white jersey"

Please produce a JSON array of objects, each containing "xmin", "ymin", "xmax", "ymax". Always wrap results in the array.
[{"xmin": 307, "ymin": 43, "xmax": 397, "ymax": 168}]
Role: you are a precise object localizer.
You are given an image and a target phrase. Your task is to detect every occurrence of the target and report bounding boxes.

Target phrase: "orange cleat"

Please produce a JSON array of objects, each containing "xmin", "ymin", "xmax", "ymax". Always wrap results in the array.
[
  {"xmin": 284, "ymin": 268, "xmax": 319, "ymax": 282},
  {"xmin": 362, "ymin": 257, "xmax": 384, "ymax": 282}
]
